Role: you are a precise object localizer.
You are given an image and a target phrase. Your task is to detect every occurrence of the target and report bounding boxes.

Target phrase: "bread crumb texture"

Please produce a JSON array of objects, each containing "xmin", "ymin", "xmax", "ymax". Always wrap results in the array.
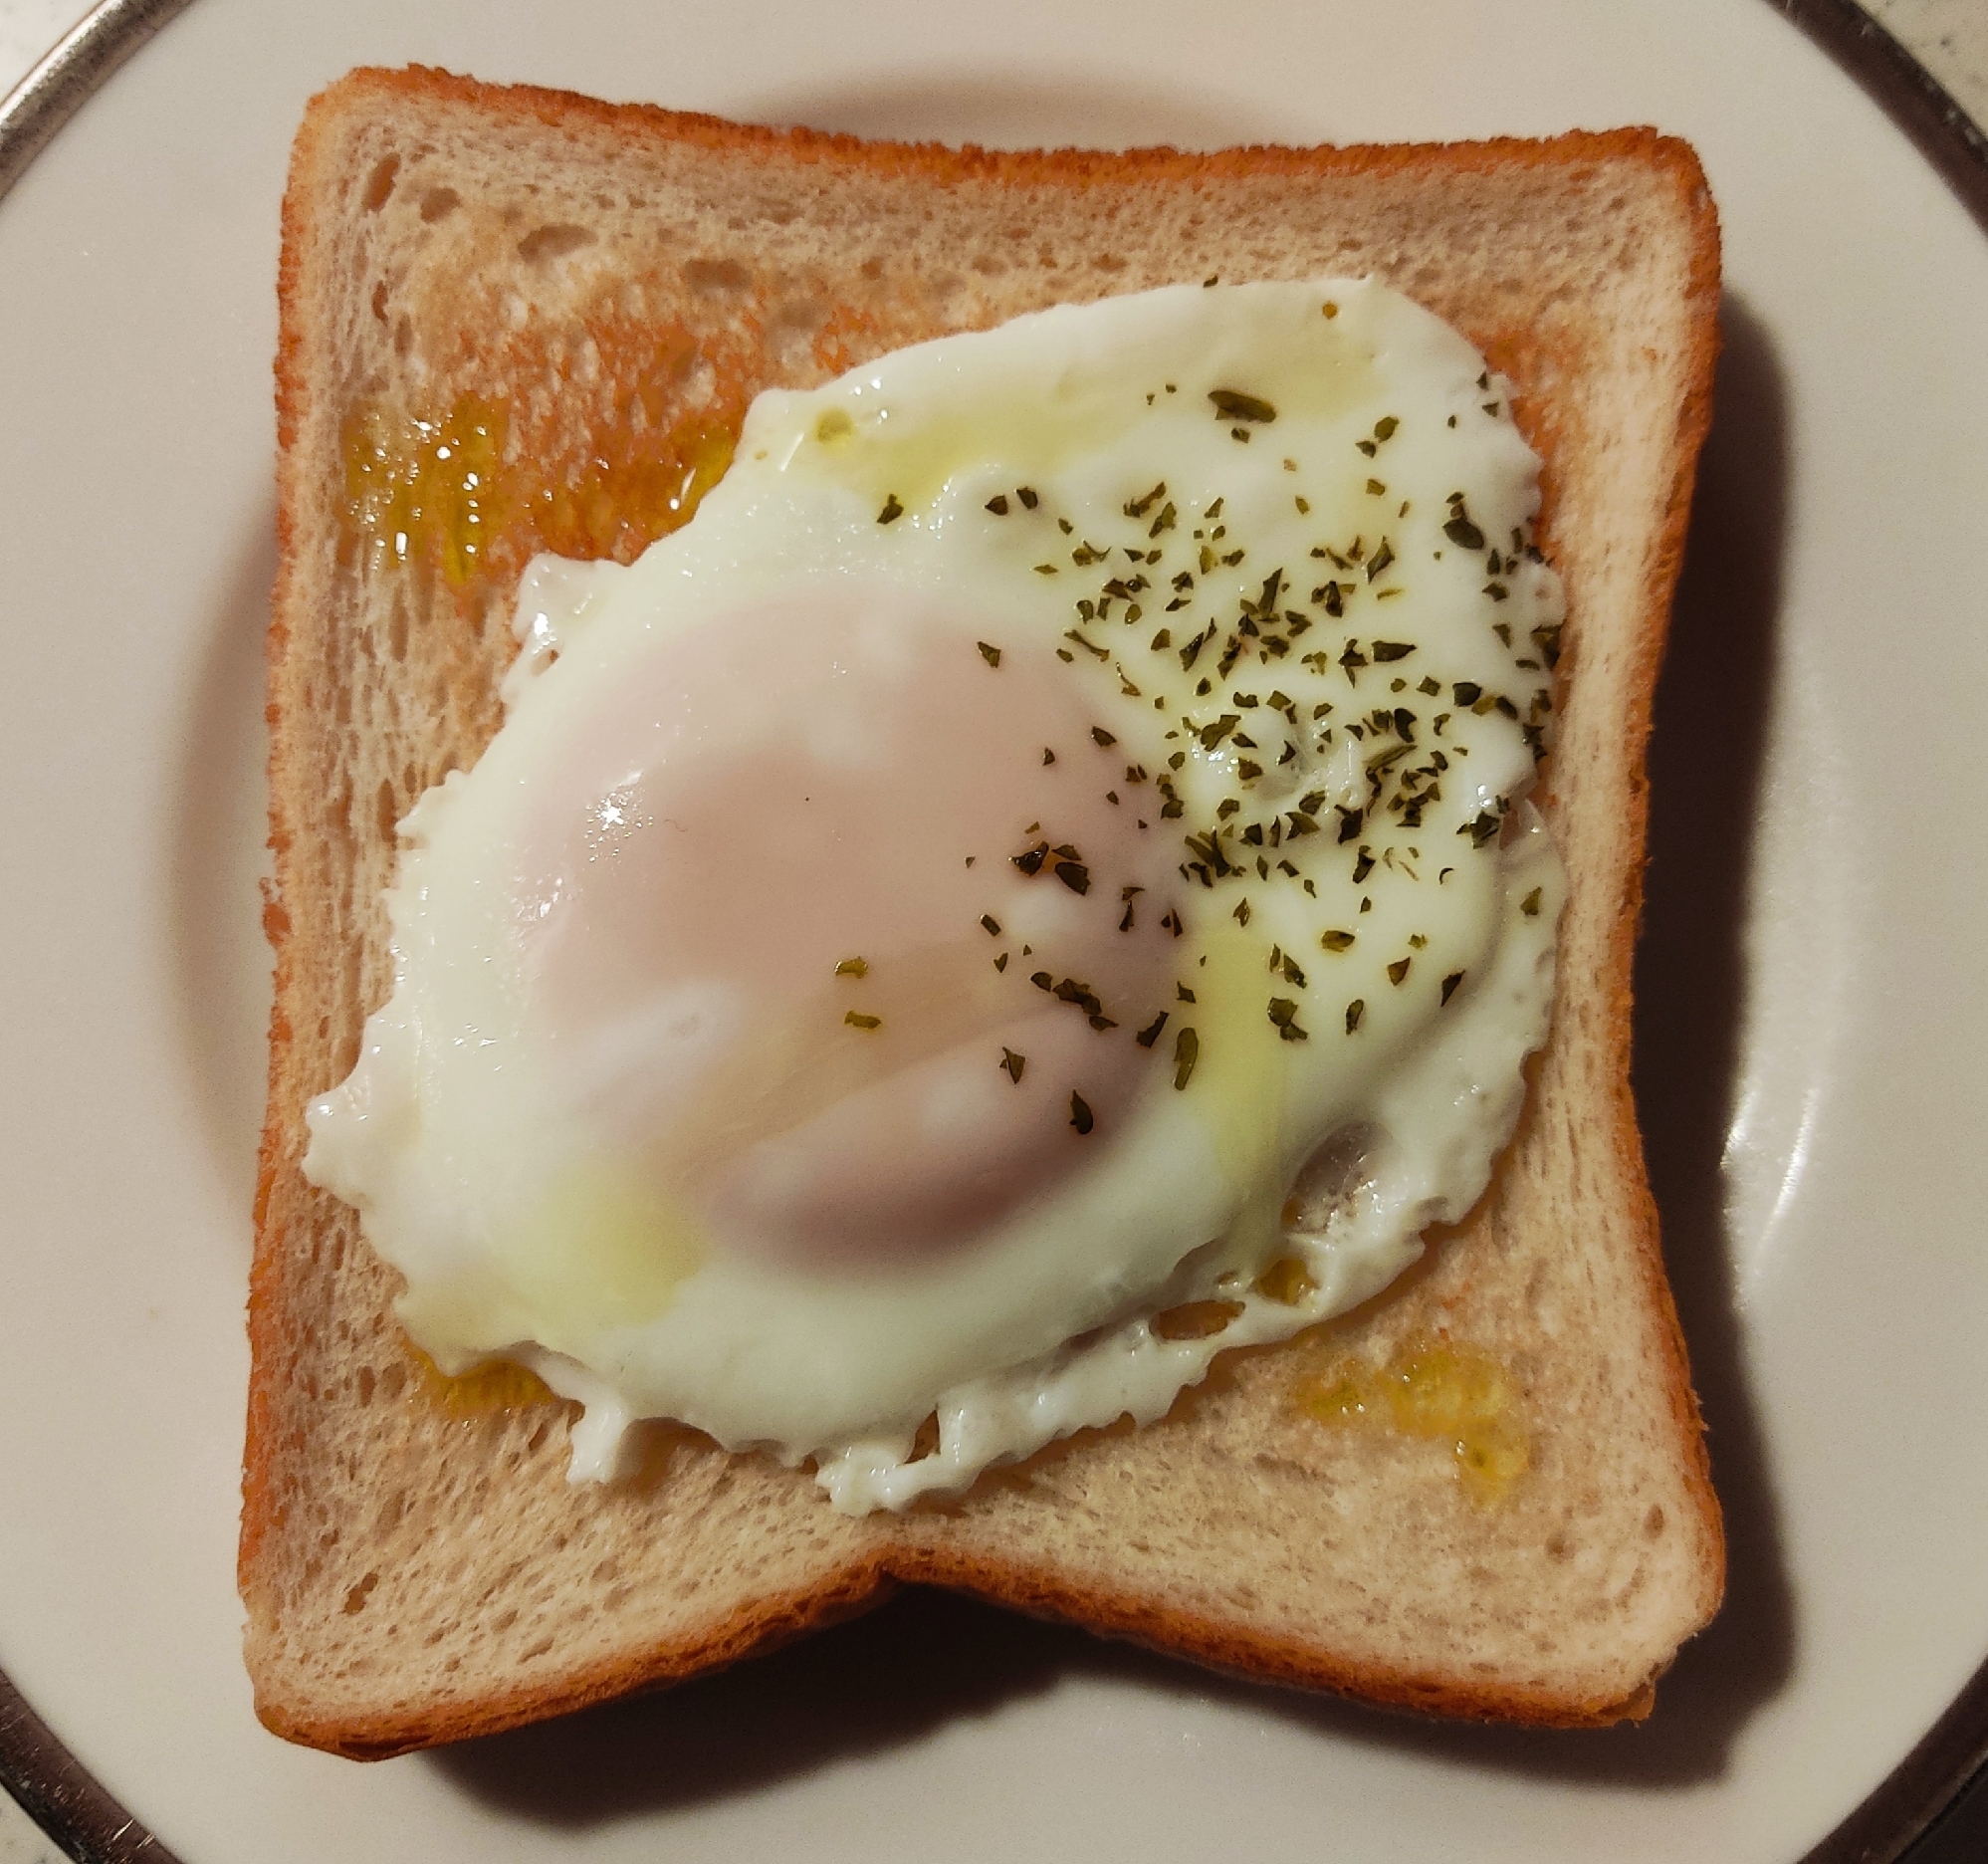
[{"xmin": 247, "ymin": 67, "xmax": 1723, "ymax": 1755}]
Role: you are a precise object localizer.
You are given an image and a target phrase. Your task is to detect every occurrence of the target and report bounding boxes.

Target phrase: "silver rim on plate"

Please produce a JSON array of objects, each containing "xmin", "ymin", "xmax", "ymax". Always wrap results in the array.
[{"xmin": 0, "ymin": 3, "xmax": 1984, "ymax": 1860}]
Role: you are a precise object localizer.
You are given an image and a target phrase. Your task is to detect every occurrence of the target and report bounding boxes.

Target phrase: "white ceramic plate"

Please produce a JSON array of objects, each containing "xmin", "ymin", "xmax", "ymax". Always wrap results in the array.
[{"xmin": 4, "ymin": 1, "xmax": 1987, "ymax": 1858}]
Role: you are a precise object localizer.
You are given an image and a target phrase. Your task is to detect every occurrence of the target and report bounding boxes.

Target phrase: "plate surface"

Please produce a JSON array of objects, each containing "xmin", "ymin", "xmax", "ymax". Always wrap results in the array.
[{"xmin": 3, "ymin": 1, "xmax": 1987, "ymax": 1859}]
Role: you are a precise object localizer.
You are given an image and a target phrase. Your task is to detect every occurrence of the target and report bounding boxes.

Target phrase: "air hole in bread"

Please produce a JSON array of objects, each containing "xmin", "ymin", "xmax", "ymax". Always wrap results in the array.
[
  {"xmin": 369, "ymin": 280, "xmax": 388, "ymax": 326},
  {"xmin": 859, "ymin": 256, "xmax": 884, "ymax": 282},
  {"xmin": 770, "ymin": 297, "xmax": 826, "ymax": 337},
  {"xmin": 518, "ymin": 223, "xmax": 594, "ymax": 264},
  {"xmin": 392, "ymin": 316, "xmax": 412, "ymax": 358},
  {"xmin": 1093, "ymin": 253, "xmax": 1126, "ymax": 273},
  {"xmin": 419, "ymin": 187, "xmax": 460, "ymax": 223},
  {"xmin": 341, "ymin": 1571, "xmax": 379, "ymax": 1614},
  {"xmin": 374, "ymin": 780, "xmax": 398, "ymax": 846},
  {"xmin": 1644, "ymin": 1505, "xmax": 1665, "ymax": 1539},
  {"xmin": 683, "ymin": 256, "xmax": 750, "ymax": 294},
  {"xmin": 360, "ymin": 154, "xmax": 398, "ymax": 212}
]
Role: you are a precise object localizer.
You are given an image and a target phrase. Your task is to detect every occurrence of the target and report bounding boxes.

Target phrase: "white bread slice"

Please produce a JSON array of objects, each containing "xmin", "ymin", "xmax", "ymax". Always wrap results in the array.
[{"xmin": 247, "ymin": 67, "xmax": 1723, "ymax": 1757}]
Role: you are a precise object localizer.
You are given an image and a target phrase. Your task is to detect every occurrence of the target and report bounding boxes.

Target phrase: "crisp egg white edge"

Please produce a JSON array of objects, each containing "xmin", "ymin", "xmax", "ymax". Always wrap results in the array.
[
  {"xmin": 307, "ymin": 277, "xmax": 1567, "ymax": 1514},
  {"xmin": 517, "ymin": 800, "xmax": 1558, "ymax": 1512}
]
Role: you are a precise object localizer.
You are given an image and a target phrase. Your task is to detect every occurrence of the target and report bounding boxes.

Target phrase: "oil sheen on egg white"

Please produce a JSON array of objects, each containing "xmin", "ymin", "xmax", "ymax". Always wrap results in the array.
[{"xmin": 305, "ymin": 279, "xmax": 1565, "ymax": 1513}]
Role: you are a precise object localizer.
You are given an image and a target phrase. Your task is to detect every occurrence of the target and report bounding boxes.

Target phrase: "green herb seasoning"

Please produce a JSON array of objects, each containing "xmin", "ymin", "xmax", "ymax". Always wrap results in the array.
[
  {"xmin": 1267, "ymin": 998, "xmax": 1309, "ymax": 1042},
  {"xmin": 1209, "ymin": 388, "xmax": 1277, "ymax": 423}
]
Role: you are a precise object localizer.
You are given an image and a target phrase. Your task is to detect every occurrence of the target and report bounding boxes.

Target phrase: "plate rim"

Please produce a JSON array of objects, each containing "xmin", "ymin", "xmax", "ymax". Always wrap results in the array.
[{"xmin": 1, "ymin": 2, "xmax": 1983, "ymax": 1860}]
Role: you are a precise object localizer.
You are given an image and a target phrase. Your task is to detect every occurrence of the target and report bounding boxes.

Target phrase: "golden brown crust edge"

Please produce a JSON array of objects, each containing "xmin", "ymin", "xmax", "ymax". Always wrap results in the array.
[
  {"xmin": 320, "ymin": 61, "xmax": 1711, "ymax": 196},
  {"xmin": 1596, "ymin": 142, "xmax": 1726, "ymax": 1631},
  {"xmin": 247, "ymin": 66, "xmax": 1725, "ymax": 1752},
  {"xmin": 894, "ymin": 1542, "xmax": 1661, "ymax": 1730},
  {"xmin": 263, "ymin": 1560, "xmax": 902, "ymax": 1761},
  {"xmin": 240, "ymin": 89, "xmax": 319, "ymax": 1603}
]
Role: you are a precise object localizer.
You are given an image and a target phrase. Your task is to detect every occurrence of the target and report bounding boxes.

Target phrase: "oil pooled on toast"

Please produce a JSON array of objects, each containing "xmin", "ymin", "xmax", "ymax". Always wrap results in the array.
[
  {"xmin": 341, "ymin": 387, "xmax": 737, "ymax": 586},
  {"xmin": 1294, "ymin": 1336, "xmax": 1530, "ymax": 1506}
]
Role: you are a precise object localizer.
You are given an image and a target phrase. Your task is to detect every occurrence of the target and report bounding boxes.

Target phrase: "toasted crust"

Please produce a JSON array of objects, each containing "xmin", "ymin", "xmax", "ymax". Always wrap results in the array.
[{"xmin": 247, "ymin": 67, "xmax": 1723, "ymax": 1757}]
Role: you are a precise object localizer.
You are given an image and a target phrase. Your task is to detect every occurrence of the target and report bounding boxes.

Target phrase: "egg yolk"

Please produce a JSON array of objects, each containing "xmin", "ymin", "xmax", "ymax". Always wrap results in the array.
[{"xmin": 515, "ymin": 581, "xmax": 1185, "ymax": 1270}]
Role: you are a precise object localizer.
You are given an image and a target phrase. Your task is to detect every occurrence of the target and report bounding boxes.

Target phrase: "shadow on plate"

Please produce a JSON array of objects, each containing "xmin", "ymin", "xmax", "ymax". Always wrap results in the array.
[
  {"xmin": 167, "ymin": 500, "xmax": 275, "ymax": 1215},
  {"xmin": 432, "ymin": 293, "xmax": 1798, "ymax": 1824}
]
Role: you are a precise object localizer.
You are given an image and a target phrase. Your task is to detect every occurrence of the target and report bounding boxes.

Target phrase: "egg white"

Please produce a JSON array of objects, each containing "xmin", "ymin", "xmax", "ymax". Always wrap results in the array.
[{"xmin": 306, "ymin": 278, "xmax": 1565, "ymax": 1511}]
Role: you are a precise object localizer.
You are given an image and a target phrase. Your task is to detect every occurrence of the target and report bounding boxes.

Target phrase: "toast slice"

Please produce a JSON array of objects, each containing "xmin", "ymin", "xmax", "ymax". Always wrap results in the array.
[{"xmin": 247, "ymin": 67, "xmax": 1723, "ymax": 1757}]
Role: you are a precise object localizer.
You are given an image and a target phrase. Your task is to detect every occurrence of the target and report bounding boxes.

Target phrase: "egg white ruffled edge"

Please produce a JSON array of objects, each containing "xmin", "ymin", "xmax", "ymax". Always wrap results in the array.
[{"xmin": 510, "ymin": 803, "xmax": 1560, "ymax": 1514}]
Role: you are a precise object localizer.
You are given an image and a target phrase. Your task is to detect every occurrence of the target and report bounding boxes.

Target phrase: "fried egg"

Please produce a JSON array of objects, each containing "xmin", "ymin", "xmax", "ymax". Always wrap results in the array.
[{"xmin": 304, "ymin": 277, "xmax": 1565, "ymax": 1512}]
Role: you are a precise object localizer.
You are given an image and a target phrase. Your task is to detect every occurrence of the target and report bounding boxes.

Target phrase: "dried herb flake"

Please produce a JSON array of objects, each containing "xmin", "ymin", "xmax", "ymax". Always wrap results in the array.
[
  {"xmin": 1209, "ymin": 388, "xmax": 1277, "ymax": 424},
  {"xmin": 1173, "ymin": 1027, "xmax": 1200, "ymax": 1089}
]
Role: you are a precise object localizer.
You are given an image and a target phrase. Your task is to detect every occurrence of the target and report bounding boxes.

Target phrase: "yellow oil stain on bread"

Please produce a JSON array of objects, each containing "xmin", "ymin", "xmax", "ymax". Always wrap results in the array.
[
  {"xmin": 341, "ymin": 380, "xmax": 738, "ymax": 588},
  {"xmin": 1294, "ymin": 1336, "xmax": 1531, "ymax": 1507},
  {"xmin": 246, "ymin": 64, "xmax": 1724, "ymax": 1757}
]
